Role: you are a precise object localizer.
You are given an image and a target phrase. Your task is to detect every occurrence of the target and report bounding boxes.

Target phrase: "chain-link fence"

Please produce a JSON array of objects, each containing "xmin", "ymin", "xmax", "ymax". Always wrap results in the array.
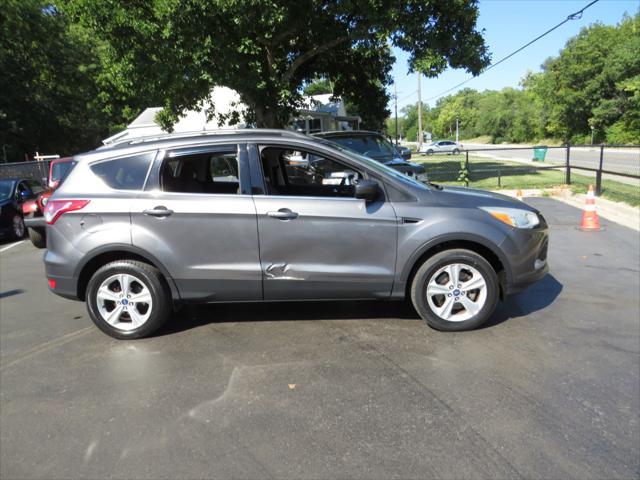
[{"xmin": 0, "ymin": 160, "xmax": 51, "ymax": 182}]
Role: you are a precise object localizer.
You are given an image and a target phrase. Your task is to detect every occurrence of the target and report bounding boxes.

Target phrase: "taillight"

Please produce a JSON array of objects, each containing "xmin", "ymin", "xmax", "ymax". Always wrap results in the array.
[
  {"xmin": 44, "ymin": 200, "xmax": 90, "ymax": 225},
  {"xmin": 22, "ymin": 201, "xmax": 38, "ymax": 214}
]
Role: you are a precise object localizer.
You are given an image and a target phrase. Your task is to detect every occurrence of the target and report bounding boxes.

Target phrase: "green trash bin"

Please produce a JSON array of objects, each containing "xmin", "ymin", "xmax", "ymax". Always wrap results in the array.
[{"xmin": 532, "ymin": 146, "xmax": 548, "ymax": 162}]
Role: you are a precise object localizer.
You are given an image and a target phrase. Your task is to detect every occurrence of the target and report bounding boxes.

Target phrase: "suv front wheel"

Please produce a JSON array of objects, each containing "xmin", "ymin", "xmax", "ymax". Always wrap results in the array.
[
  {"xmin": 411, "ymin": 249, "xmax": 499, "ymax": 331},
  {"xmin": 86, "ymin": 260, "xmax": 172, "ymax": 339}
]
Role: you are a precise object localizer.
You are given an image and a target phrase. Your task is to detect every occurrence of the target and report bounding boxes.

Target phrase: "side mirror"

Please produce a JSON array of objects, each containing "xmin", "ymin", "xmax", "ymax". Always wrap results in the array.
[{"xmin": 354, "ymin": 179, "xmax": 379, "ymax": 202}]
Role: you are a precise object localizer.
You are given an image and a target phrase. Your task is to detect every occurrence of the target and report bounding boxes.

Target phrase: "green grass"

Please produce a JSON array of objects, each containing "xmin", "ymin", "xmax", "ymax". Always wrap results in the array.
[{"xmin": 414, "ymin": 154, "xmax": 640, "ymax": 207}]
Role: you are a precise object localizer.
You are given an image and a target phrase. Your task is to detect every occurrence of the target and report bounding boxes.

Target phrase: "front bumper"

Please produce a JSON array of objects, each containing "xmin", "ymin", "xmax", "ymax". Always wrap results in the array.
[{"xmin": 501, "ymin": 221, "xmax": 550, "ymax": 296}]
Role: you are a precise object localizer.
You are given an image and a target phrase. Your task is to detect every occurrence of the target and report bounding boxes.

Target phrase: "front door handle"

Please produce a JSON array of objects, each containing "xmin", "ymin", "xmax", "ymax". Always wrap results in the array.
[
  {"xmin": 267, "ymin": 208, "xmax": 298, "ymax": 220},
  {"xmin": 143, "ymin": 206, "xmax": 174, "ymax": 217}
]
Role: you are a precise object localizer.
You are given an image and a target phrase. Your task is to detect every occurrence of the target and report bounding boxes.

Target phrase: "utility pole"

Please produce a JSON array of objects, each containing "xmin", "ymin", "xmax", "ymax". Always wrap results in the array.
[
  {"xmin": 394, "ymin": 82, "xmax": 399, "ymax": 146},
  {"xmin": 456, "ymin": 117, "xmax": 459, "ymax": 143},
  {"xmin": 417, "ymin": 73, "xmax": 423, "ymax": 150}
]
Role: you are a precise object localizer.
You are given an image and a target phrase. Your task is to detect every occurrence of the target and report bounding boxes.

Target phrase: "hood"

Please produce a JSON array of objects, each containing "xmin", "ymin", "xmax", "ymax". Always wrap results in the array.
[
  {"xmin": 434, "ymin": 185, "xmax": 538, "ymax": 212},
  {"xmin": 383, "ymin": 156, "xmax": 412, "ymax": 165}
]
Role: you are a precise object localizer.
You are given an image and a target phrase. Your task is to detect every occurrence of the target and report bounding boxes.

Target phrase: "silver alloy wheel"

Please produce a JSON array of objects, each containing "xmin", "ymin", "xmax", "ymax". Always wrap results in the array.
[
  {"xmin": 12, "ymin": 215, "xmax": 24, "ymax": 238},
  {"xmin": 96, "ymin": 273, "xmax": 153, "ymax": 331},
  {"xmin": 426, "ymin": 263, "xmax": 487, "ymax": 322}
]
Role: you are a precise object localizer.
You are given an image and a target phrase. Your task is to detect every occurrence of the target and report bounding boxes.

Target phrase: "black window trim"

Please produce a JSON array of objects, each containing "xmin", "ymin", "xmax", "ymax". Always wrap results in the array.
[
  {"xmin": 247, "ymin": 141, "xmax": 391, "ymax": 202},
  {"xmin": 146, "ymin": 142, "xmax": 251, "ymax": 195}
]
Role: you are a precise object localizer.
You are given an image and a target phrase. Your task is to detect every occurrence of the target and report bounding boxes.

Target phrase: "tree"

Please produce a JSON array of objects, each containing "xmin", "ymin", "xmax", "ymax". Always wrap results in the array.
[
  {"xmin": 0, "ymin": 1, "xmax": 158, "ymax": 160},
  {"xmin": 61, "ymin": 0, "xmax": 490, "ymax": 130},
  {"xmin": 531, "ymin": 14, "xmax": 640, "ymax": 143}
]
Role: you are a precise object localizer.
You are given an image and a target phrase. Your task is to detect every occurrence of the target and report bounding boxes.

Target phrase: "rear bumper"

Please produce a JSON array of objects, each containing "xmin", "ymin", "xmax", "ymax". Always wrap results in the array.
[
  {"xmin": 47, "ymin": 274, "xmax": 81, "ymax": 300},
  {"xmin": 44, "ymin": 247, "xmax": 81, "ymax": 300}
]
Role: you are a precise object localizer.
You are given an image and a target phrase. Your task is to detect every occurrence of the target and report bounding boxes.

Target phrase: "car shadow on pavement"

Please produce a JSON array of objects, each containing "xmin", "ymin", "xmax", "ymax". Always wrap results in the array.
[
  {"xmin": 482, "ymin": 273, "xmax": 563, "ymax": 329},
  {"xmin": 156, "ymin": 274, "xmax": 563, "ymax": 336}
]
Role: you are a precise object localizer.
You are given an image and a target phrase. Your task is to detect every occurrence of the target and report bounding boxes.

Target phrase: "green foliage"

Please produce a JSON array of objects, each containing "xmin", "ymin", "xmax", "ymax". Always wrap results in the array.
[
  {"xmin": 0, "ymin": 0, "xmax": 160, "ymax": 159},
  {"xmin": 396, "ymin": 13, "xmax": 640, "ymax": 145},
  {"xmin": 303, "ymin": 78, "xmax": 333, "ymax": 96},
  {"xmin": 60, "ymin": 0, "xmax": 489, "ymax": 129},
  {"xmin": 457, "ymin": 158, "xmax": 469, "ymax": 185}
]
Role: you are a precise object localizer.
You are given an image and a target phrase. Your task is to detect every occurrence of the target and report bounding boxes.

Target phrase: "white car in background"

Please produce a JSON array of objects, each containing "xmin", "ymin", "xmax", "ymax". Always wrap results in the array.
[{"xmin": 419, "ymin": 140, "xmax": 463, "ymax": 155}]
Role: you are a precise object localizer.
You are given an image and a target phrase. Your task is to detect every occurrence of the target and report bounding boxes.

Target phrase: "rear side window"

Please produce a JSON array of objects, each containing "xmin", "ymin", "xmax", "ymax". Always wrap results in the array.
[{"xmin": 91, "ymin": 153, "xmax": 154, "ymax": 191}]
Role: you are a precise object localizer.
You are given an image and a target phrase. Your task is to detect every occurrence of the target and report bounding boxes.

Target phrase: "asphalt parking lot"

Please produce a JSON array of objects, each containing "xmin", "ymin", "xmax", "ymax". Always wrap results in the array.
[{"xmin": 1, "ymin": 197, "xmax": 639, "ymax": 480}]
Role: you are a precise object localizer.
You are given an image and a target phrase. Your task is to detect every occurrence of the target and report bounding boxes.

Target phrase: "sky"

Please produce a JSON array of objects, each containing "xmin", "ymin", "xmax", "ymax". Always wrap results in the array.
[{"xmin": 389, "ymin": 0, "xmax": 639, "ymax": 112}]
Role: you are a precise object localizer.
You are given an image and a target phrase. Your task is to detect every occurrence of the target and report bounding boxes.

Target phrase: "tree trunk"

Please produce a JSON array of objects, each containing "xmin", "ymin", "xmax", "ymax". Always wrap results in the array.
[{"xmin": 253, "ymin": 104, "xmax": 285, "ymax": 129}]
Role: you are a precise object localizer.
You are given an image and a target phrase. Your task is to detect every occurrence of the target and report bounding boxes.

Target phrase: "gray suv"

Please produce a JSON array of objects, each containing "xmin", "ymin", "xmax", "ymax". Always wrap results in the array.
[{"xmin": 43, "ymin": 130, "xmax": 548, "ymax": 339}]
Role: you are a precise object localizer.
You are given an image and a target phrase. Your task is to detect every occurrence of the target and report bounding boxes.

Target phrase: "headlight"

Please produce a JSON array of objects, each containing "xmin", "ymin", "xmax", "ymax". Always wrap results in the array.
[
  {"xmin": 480, "ymin": 207, "xmax": 540, "ymax": 229},
  {"xmin": 41, "ymin": 196, "xmax": 49, "ymax": 206}
]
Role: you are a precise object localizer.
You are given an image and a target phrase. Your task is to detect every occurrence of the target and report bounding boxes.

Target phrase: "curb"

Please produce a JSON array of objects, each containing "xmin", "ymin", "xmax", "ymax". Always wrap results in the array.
[{"xmin": 494, "ymin": 188, "xmax": 640, "ymax": 232}]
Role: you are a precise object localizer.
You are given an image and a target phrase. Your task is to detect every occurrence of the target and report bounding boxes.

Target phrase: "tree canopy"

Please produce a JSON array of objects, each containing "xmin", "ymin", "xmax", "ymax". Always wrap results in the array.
[
  {"xmin": 60, "ymin": 0, "xmax": 490, "ymax": 130},
  {"xmin": 395, "ymin": 13, "xmax": 640, "ymax": 145}
]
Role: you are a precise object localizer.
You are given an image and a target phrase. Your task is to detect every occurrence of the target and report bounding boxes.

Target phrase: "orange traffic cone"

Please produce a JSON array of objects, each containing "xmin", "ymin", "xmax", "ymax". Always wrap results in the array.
[
  {"xmin": 578, "ymin": 185, "xmax": 603, "ymax": 231},
  {"xmin": 516, "ymin": 189, "xmax": 523, "ymax": 201}
]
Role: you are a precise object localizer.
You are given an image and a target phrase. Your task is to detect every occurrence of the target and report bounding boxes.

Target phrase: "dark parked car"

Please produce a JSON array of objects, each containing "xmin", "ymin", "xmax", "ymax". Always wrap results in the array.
[
  {"xmin": 23, "ymin": 157, "xmax": 76, "ymax": 248},
  {"xmin": 0, "ymin": 178, "xmax": 45, "ymax": 240},
  {"xmin": 396, "ymin": 145, "xmax": 412, "ymax": 160},
  {"xmin": 44, "ymin": 129, "xmax": 548, "ymax": 339},
  {"xmin": 314, "ymin": 131, "xmax": 426, "ymax": 181}
]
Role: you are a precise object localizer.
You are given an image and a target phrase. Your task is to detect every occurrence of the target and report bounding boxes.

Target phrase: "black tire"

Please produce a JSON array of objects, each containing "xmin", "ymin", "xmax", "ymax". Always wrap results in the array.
[
  {"xmin": 410, "ymin": 249, "xmax": 499, "ymax": 331},
  {"xmin": 10, "ymin": 213, "xmax": 25, "ymax": 240},
  {"xmin": 426, "ymin": 150, "xmax": 434, "ymax": 156},
  {"xmin": 452, "ymin": 148, "xmax": 460, "ymax": 155},
  {"xmin": 86, "ymin": 260, "xmax": 172, "ymax": 339},
  {"xmin": 28, "ymin": 226, "xmax": 46, "ymax": 249}
]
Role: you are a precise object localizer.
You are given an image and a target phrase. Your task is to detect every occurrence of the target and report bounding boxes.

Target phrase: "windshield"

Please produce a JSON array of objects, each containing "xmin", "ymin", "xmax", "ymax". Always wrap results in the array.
[
  {"xmin": 326, "ymin": 135, "xmax": 397, "ymax": 160},
  {"xmin": 317, "ymin": 139, "xmax": 429, "ymax": 191},
  {"xmin": 0, "ymin": 180, "xmax": 15, "ymax": 201}
]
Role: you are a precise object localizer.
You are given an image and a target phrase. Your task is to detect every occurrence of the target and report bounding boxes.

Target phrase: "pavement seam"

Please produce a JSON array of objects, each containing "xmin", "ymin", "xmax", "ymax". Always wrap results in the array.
[{"xmin": 0, "ymin": 327, "xmax": 93, "ymax": 372}]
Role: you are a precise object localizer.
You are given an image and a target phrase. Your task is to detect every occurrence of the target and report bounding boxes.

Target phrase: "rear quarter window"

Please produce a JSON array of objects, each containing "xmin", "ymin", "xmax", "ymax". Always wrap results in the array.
[{"xmin": 91, "ymin": 153, "xmax": 154, "ymax": 191}]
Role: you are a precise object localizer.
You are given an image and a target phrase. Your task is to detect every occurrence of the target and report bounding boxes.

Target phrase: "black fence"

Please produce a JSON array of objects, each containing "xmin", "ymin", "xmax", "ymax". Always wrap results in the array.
[
  {"xmin": 0, "ymin": 160, "xmax": 51, "ymax": 182},
  {"xmin": 424, "ymin": 144, "xmax": 639, "ymax": 197}
]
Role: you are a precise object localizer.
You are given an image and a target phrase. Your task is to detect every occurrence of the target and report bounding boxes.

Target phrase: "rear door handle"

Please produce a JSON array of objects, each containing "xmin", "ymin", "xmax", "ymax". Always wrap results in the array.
[
  {"xmin": 143, "ymin": 206, "xmax": 173, "ymax": 217},
  {"xmin": 267, "ymin": 208, "xmax": 298, "ymax": 220}
]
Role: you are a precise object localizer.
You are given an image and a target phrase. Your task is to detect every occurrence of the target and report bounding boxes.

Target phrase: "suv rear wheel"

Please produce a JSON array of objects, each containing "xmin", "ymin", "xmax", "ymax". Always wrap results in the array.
[
  {"xmin": 410, "ymin": 249, "xmax": 499, "ymax": 331},
  {"xmin": 86, "ymin": 260, "xmax": 172, "ymax": 339}
]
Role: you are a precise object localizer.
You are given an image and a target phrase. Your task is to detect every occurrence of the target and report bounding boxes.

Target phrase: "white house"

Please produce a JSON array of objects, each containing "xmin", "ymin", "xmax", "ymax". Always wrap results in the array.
[{"xmin": 102, "ymin": 87, "xmax": 360, "ymax": 145}]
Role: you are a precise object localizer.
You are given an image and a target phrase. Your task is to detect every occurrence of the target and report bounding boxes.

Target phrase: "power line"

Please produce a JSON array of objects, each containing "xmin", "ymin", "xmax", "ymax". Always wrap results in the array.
[{"xmin": 408, "ymin": 0, "xmax": 600, "ymax": 104}]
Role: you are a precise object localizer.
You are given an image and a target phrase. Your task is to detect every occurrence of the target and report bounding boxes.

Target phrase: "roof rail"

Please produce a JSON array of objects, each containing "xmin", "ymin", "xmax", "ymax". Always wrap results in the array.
[{"xmin": 102, "ymin": 128, "xmax": 308, "ymax": 148}]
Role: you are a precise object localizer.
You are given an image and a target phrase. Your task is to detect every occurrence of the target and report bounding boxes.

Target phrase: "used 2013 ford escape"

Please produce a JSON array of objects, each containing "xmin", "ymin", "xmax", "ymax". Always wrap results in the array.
[{"xmin": 44, "ymin": 130, "xmax": 548, "ymax": 339}]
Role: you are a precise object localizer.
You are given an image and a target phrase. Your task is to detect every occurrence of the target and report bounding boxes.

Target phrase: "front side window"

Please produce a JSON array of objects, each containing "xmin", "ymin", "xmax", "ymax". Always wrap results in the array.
[
  {"xmin": 260, "ymin": 146, "xmax": 361, "ymax": 198},
  {"xmin": 91, "ymin": 153, "xmax": 154, "ymax": 191},
  {"xmin": 161, "ymin": 149, "xmax": 240, "ymax": 195}
]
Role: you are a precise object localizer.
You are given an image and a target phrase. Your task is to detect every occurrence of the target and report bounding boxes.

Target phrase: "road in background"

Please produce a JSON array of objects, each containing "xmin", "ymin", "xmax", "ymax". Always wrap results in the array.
[
  {"xmin": 1, "ymin": 198, "xmax": 639, "ymax": 479},
  {"xmin": 463, "ymin": 143, "xmax": 640, "ymax": 186}
]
